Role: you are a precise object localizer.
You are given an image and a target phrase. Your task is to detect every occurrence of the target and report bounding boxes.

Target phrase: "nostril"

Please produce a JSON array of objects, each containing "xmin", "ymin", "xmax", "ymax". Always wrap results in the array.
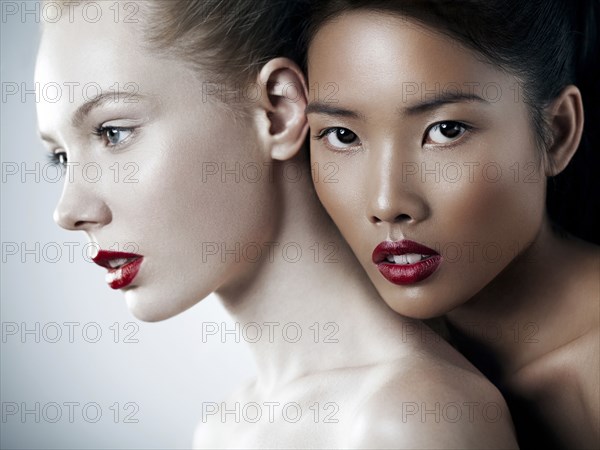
[
  {"xmin": 395, "ymin": 214, "xmax": 412, "ymax": 222},
  {"xmin": 370, "ymin": 213, "xmax": 412, "ymax": 224}
]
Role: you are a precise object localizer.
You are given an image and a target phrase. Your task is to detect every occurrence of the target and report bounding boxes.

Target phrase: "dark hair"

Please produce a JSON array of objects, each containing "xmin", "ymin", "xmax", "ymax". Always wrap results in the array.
[{"xmin": 305, "ymin": 0, "xmax": 599, "ymax": 244}]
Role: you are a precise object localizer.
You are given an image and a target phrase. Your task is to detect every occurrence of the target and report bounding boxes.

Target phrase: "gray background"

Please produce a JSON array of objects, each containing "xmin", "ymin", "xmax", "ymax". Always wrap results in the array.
[{"xmin": 1, "ymin": 1, "xmax": 256, "ymax": 448}]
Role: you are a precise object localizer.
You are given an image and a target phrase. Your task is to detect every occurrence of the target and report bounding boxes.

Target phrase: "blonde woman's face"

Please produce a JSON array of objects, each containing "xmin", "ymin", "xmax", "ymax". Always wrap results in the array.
[
  {"xmin": 35, "ymin": 8, "xmax": 279, "ymax": 321},
  {"xmin": 307, "ymin": 12, "xmax": 548, "ymax": 319}
]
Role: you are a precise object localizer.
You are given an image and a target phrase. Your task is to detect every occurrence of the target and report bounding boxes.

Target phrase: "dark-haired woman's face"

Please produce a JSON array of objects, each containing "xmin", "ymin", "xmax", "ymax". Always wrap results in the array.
[{"xmin": 307, "ymin": 11, "xmax": 548, "ymax": 318}]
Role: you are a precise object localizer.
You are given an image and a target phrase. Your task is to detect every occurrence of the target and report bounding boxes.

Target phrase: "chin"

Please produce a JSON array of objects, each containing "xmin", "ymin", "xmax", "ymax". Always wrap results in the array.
[
  {"xmin": 385, "ymin": 302, "xmax": 439, "ymax": 320},
  {"xmin": 379, "ymin": 289, "xmax": 461, "ymax": 320},
  {"xmin": 396, "ymin": 305, "xmax": 449, "ymax": 320},
  {"xmin": 123, "ymin": 288, "xmax": 201, "ymax": 322}
]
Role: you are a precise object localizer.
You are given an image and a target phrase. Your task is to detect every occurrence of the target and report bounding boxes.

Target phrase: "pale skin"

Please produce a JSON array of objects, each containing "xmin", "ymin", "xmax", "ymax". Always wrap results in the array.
[
  {"xmin": 307, "ymin": 10, "xmax": 599, "ymax": 449},
  {"xmin": 35, "ymin": 3, "xmax": 517, "ymax": 449}
]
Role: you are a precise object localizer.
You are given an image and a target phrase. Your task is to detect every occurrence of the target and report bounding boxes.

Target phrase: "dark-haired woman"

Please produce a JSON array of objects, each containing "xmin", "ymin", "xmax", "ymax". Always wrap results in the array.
[{"xmin": 305, "ymin": 1, "xmax": 599, "ymax": 447}]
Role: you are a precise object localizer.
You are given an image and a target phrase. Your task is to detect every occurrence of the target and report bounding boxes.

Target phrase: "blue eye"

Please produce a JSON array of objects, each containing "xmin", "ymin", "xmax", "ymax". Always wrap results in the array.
[
  {"xmin": 314, "ymin": 127, "xmax": 361, "ymax": 151},
  {"xmin": 93, "ymin": 126, "xmax": 134, "ymax": 147}
]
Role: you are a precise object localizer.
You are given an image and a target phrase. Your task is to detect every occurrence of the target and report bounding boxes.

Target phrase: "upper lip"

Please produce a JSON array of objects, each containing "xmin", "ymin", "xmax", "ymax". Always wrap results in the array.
[
  {"xmin": 92, "ymin": 250, "xmax": 143, "ymax": 269},
  {"xmin": 372, "ymin": 239, "xmax": 439, "ymax": 264}
]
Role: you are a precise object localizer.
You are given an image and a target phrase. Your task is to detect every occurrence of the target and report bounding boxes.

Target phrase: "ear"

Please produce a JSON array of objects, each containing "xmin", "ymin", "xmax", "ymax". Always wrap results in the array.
[
  {"xmin": 254, "ymin": 57, "xmax": 309, "ymax": 161},
  {"xmin": 544, "ymin": 85, "xmax": 584, "ymax": 176}
]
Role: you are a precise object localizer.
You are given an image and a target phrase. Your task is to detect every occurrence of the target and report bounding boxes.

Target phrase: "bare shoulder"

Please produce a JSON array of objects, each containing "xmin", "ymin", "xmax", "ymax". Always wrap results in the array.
[
  {"xmin": 572, "ymin": 239, "xmax": 600, "ymax": 372},
  {"xmin": 565, "ymin": 239, "xmax": 599, "ymax": 396},
  {"xmin": 573, "ymin": 325, "xmax": 600, "ymax": 434},
  {"xmin": 346, "ymin": 357, "xmax": 518, "ymax": 449},
  {"xmin": 581, "ymin": 323, "xmax": 600, "ymax": 381}
]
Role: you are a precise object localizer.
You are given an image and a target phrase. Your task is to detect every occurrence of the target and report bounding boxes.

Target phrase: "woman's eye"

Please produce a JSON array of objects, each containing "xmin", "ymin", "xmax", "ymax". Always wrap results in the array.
[
  {"xmin": 94, "ymin": 126, "xmax": 134, "ymax": 147},
  {"xmin": 47, "ymin": 151, "xmax": 67, "ymax": 167},
  {"xmin": 316, "ymin": 127, "xmax": 361, "ymax": 151},
  {"xmin": 424, "ymin": 121, "xmax": 468, "ymax": 145}
]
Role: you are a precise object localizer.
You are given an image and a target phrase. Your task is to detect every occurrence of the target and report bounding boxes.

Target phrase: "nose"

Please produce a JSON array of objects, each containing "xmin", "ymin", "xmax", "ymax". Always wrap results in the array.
[
  {"xmin": 53, "ymin": 169, "xmax": 112, "ymax": 231},
  {"xmin": 366, "ymin": 144, "xmax": 430, "ymax": 225}
]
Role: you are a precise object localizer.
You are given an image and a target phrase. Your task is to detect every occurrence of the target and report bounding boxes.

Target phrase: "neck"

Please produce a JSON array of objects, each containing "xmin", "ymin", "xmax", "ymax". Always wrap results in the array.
[{"xmin": 215, "ymin": 156, "xmax": 421, "ymax": 393}]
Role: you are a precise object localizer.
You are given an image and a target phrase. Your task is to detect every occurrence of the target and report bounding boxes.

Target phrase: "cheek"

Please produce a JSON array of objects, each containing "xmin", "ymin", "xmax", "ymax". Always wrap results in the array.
[
  {"xmin": 118, "ymin": 114, "xmax": 276, "ymax": 260},
  {"xmin": 114, "ymin": 114, "xmax": 276, "ymax": 320},
  {"xmin": 422, "ymin": 110, "xmax": 536, "ymax": 239},
  {"xmin": 312, "ymin": 150, "xmax": 364, "ymax": 232},
  {"xmin": 429, "ymin": 153, "xmax": 547, "ymax": 268}
]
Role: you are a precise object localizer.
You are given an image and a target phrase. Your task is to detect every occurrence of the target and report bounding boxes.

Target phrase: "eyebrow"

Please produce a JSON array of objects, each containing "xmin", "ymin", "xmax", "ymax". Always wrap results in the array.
[
  {"xmin": 71, "ymin": 91, "xmax": 145, "ymax": 127},
  {"xmin": 39, "ymin": 91, "xmax": 145, "ymax": 143},
  {"xmin": 400, "ymin": 92, "xmax": 490, "ymax": 115},
  {"xmin": 305, "ymin": 92, "xmax": 489, "ymax": 123},
  {"xmin": 305, "ymin": 102, "xmax": 366, "ymax": 121}
]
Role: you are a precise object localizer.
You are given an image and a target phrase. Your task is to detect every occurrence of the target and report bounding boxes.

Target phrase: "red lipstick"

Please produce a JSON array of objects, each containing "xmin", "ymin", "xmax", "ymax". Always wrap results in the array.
[
  {"xmin": 92, "ymin": 250, "xmax": 143, "ymax": 289},
  {"xmin": 372, "ymin": 240, "xmax": 441, "ymax": 285}
]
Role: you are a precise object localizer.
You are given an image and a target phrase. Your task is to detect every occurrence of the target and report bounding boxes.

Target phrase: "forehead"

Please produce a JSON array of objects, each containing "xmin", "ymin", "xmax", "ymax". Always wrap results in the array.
[
  {"xmin": 33, "ymin": 6, "xmax": 204, "ymax": 140},
  {"xmin": 35, "ymin": 9, "xmax": 145, "ymax": 87},
  {"xmin": 307, "ymin": 11, "xmax": 507, "ymax": 101}
]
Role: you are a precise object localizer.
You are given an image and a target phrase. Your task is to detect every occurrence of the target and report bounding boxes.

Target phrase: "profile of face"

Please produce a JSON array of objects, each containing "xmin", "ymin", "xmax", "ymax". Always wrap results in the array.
[
  {"xmin": 35, "ymin": 7, "xmax": 306, "ymax": 321},
  {"xmin": 307, "ymin": 11, "xmax": 570, "ymax": 319}
]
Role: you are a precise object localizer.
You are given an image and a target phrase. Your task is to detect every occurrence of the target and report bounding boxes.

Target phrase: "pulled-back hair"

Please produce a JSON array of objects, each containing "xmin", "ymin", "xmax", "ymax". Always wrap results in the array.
[
  {"xmin": 43, "ymin": 0, "xmax": 307, "ymax": 110},
  {"xmin": 143, "ymin": 0, "xmax": 306, "ymax": 86},
  {"xmin": 304, "ymin": 0, "xmax": 599, "ymax": 244}
]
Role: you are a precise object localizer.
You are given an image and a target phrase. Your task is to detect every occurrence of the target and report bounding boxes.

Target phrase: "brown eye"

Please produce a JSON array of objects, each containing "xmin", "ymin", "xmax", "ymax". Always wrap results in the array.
[
  {"xmin": 425, "ymin": 121, "xmax": 468, "ymax": 145},
  {"xmin": 320, "ymin": 127, "xmax": 361, "ymax": 151},
  {"xmin": 334, "ymin": 128, "xmax": 357, "ymax": 144}
]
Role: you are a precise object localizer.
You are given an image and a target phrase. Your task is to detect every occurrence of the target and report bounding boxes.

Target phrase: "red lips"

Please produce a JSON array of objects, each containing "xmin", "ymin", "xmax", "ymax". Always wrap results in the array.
[
  {"xmin": 372, "ymin": 240, "xmax": 442, "ymax": 285},
  {"xmin": 92, "ymin": 250, "xmax": 144, "ymax": 289}
]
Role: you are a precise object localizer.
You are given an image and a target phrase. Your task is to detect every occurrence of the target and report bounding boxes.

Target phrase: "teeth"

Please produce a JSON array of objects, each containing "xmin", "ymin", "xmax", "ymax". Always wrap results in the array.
[
  {"xmin": 407, "ymin": 254, "xmax": 423, "ymax": 264},
  {"xmin": 108, "ymin": 258, "xmax": 128, "ymax": 268},
  {"xmin": 105, "ymin": 268, "xmax": 123, "ymax": 284},
  {"xmin": 389, "ymin": 254, "xmax": 428, "ymax": 265}
]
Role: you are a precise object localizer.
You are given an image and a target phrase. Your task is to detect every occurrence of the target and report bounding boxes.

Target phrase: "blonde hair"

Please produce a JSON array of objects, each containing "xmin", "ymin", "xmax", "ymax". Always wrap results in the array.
[
  {"xmin": 143, "ymin": 0, "xmax": 305, "ymax": 86},
  {"xmin": 41, "ymin": 0, "xmax": 306, "ymax": 110}
]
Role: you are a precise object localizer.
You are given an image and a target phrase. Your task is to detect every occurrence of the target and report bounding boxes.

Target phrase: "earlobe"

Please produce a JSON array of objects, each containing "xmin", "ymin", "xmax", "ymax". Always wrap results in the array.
[
  {"xmin": 255, "ymin": 58, "xmax": 309, "ymax": 161},
  {"xmin": 544, "ymin": 85, "xmax": 584, "ymax": 176}
]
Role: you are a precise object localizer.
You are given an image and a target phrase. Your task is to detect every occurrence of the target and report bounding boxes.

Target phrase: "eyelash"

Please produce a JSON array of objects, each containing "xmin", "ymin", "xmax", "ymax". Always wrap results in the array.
[
  {"xmin": 312, "ymin": 128, "xmax": 362, "ymax": 155},
  {"xmin": 46, "ymin": 151, "xmax": 67, "ymax": 167},
  {"xmin": 92, "ymin": 125, "xmax": 136, "ymax": 147},
  {"xmin": 313, "ymin": 121, "xmax": 473, "ymax": 153},
  {"xmin": 46, "ymin": 125, "xmax": 137, "ymax": 167},
  {"xmin": 423, "ymin": 121, "xmax": 473, "ymax": 147}
]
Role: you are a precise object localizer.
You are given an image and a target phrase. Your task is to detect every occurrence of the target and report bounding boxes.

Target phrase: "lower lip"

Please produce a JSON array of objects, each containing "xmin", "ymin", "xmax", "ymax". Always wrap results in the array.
[
  {"xmin": 376, "ymin": 255, "xmax": 442, "ymax": 285},
  {"xmin": 105, "ymin": 258, "xmax": 143, "ymax": 289}
]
